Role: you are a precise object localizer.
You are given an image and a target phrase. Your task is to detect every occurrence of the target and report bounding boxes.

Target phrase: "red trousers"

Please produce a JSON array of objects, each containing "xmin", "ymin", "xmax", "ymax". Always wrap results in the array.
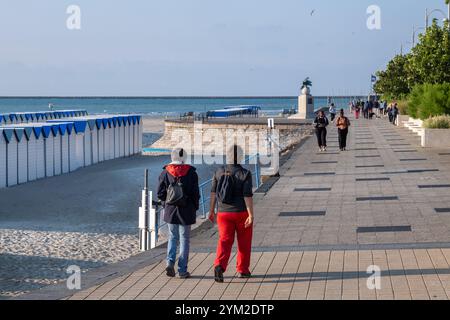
[{"xmin": 214, "ymin": 211, "xmax": 253, "ymax": 274}]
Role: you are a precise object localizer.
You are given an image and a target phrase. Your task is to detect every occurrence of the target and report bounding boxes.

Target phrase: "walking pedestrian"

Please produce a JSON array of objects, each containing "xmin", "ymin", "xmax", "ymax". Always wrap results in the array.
[
  {"xmin": 336, "ymin": 109, "xmax": 351, "ymax": 151},
  {"xmin": 314, "ymin": 110, "xmax": 329, "ymax": 152},
  {"xmin": 209, "ymin": 145, "xmax": 254, "ymax": 283},
  {"xmin": 158, "ymin": 148, "xmax": 200, "ymax": 279},
  {"xmin": 392, "ymin": 103, "xmax": 399, "ymax": 126},
  {"xmin": 355, "ymin": 102, "xmax": 361, "ymax": 119},
  {"xmin": 363, "ymin": 100, "xmax": 369, "ymax": 119},
  {"xmin": 329, "ymin": 103, "xmax": 337, "ymax": 122}
]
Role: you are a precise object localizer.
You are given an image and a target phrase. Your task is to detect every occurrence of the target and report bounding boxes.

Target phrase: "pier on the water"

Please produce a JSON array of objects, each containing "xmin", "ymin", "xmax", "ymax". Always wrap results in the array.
[{"xmin": 18, "ymin": 115, "xmax": 450, "ymax": 300}]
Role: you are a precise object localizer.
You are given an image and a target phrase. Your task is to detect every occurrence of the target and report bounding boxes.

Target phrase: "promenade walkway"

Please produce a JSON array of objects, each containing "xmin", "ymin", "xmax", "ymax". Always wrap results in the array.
[{"xmin": 22, "ymin": 116, "xmax": 450, "ymax": 300}]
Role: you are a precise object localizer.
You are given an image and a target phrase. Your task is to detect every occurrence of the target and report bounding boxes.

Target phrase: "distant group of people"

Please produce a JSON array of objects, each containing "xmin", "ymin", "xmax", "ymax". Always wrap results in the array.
[
  {"xmin": 350, "ymin": 99, "xmax": 386, "ymax": 120},
  {"xmin": 157, "ymin": 145, "xmax": 254, "ymax": 282},
  {"xmin": 349, "ymin": 99, "xmax": 398, "ymax": 125},
  {"xmin": 315, "ymin": 106, "xmax": 351, "ymax": 152}
]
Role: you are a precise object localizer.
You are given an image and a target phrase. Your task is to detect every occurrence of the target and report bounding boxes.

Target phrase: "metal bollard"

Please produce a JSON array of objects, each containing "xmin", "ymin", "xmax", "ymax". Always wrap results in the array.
[{"xmin": 138, "ymin": 169, "xmax": 158, "ymax": 251}]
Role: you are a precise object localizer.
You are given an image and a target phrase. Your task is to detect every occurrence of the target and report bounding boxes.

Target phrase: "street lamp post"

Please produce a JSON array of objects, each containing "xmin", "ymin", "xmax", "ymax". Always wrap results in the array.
[
  {"xmin": 412, "ymin": 25, "xmax": 426, "ymax": 46},
  {"xmin": 425, "ymin": 8, "xmax": 448, "ymax": 29}
]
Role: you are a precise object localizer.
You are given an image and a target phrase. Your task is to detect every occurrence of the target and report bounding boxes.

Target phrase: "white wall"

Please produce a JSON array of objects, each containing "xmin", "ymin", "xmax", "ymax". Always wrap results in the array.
[
  {"xmin": 17, "ymin": 137, "xmax": 28, "ymax": 184},
  {"xmin": 75, "ymin": 133, "xmax": 84, "ymax": 169},
  {"xmin": 98, "ymin": 127, "xmax": 105, "ymax": 162},
  {"xmin": 0, "ymin": 135, "xmax": 7, "ymax": 188},
  {"xmin": 27, "ymin": 135, "xmax": 37, "ymax": 182},
  {"xmin": 114, "ymin": 126, "xmax": 120, "ymax": 159},
  {"xmin": 61, "ymin": 135, "xmax": 69, "ymax": 174},
  {"xmin": 36, "ymin": 138, "xmax": 45, "ymax": 179},
  {"xmin": 7, "ymin": 138, "xmax": 18, "ymax": 187},
  {"xmin": 92, "ymin": 129, "xmax": 99, "ymax": 164},
  {"xmin": 84, "ymin": 130, "xmax": 92, "ymax": 166},
  {"xmin": 53, "ymin": 135, "xmax": 62, "ymax": 176},
  {"xmin": 125, "ymin": 124, "xmax": 130, "ymax": 157},
  {"xmin": 119, "ymin": 125, "xmax": 125, "ymax": 157},
  {"xmin": 45, "ymin": 136, "xmax": 54, "ymax": 177}
]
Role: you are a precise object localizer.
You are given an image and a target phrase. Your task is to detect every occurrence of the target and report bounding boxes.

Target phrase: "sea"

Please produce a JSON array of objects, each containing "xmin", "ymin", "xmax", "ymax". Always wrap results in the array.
[{"xmin": 0, "ymin": 97, "xmax": 360, "ymax": 116}]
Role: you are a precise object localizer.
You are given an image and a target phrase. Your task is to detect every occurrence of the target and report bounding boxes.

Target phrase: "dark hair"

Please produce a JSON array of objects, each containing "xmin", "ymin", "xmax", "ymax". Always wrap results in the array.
[{"xmin": 179, "ymin": 149, "xmax": 184, "ymax": 157}]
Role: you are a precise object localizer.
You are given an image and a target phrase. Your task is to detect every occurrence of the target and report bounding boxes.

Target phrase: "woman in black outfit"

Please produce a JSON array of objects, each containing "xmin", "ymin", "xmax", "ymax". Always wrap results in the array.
[{"xmin": 314, "ymin": 111, "xmax": 329, "ymax": 152}]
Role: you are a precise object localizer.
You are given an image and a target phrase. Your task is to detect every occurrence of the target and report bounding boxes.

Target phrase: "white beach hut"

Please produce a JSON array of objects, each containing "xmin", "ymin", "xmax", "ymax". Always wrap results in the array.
[
  {"xmin": 0, "ymin": 129, "xmax": 7, "ymax": 188},
  {"xmin": 43, "ymin": 126, "xmax": 54, "ymax": 178},
  {"xmin": 133, "ymin": 116, "xmax": 139, "ymax": 154},
  {"xmin": 27, "ymin": 127, "xmax": 39, "ymax": 181},
  {"xmin": 84, "ymin": 120, "xmax": 95, "ymax": 166},
  {"xmin": 113, "ymin": 117, "xmax": 120, "ymax": 159},
  {"xmin": 73, "ymin": 121, "xmax": 87, "ymax": 169},
  {"xmin": 118, "ymin": 117, "xmax": 125, "ymax": 157},
  {"xmin": 3, "ymin": 129, "xmax": 18, "ymax": 186},
  {"xmin": 52, "ymin": 126, "xmax": 62, "ymax": 176},
  {"xmin": 97, "ymin": 119, "xmax": 105, "ymax": 163},
  {"xmin": 92, "ymin": 123, "xmax": 99, "ymax": 164},
  {"xmin": 17, "ymin": 128, "xmax": 31, "ymax": 184},
  {"xmin": 125, "ymin": 117, "xmax": 131, "ymax": 157},
  {"xmin": 138, "ymin": 116, "xmax": 143, "ymax": 153},
  {"xmin": 60, "ymin": 124, "xmax": 70, "ymax": 174},
  {"xmin": 107, "ymin": 119, "xmax": 114, "ymax": 160}
]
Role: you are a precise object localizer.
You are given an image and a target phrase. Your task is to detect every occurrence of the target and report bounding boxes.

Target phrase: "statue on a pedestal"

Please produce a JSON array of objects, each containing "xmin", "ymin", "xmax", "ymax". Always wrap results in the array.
[{"xmin": 290, "ymin": 77, "xmax": 315, "ymax": 119}]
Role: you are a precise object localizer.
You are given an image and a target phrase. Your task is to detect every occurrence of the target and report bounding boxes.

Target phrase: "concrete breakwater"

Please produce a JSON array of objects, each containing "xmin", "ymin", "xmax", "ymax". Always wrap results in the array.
[{"xmin": 150, "ymin": 118, "xmax": 313, "ymax": 156}]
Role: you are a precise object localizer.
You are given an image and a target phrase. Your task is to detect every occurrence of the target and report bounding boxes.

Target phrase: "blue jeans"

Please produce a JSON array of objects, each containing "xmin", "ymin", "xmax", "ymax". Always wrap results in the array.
[{"xmin": 167, "ymin": 224, "xmax": 191, "ymax": 274}]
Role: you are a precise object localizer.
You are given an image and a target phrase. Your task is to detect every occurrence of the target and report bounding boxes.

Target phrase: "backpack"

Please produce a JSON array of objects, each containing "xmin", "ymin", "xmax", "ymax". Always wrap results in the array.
[
  {"xmin": 166, "ymin": 176, "xmax": 188, "ymax": 207},
  {"xmin": 216, "ymin": 168, "xmax": 236, "ymax": 205}
]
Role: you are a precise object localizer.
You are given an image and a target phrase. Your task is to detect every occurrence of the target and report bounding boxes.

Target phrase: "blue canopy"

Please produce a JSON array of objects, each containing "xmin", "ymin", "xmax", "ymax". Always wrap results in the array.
[
  {"xmin": 14, "ymin": 128, "xmax": 24, "ymax": 142},
  {"xmin": 41, "ymin": 126, "xmax": 52, "ymax": 138},
  {"xmin": 50, "ymin": 125, "xmax": 59, "ymax": 138},
  {"xmin": 2, "ymin": 129, "xmax": 14, "ymax": 143},
  {"xmin": 33, "ymin": 127, "xmax": 42, "ymax": 139},
  {"xmin": 87, "ymin": 120, "xmax": 96, "ymax": 130},
  {"xmin": 22, "ymin": 127, "xmax": 33, "ymax": 141},
  {"xmin": 66, "ymin": 123, "xmax": 74, "ymax": 135},
  {"xmin": 73, "ymin": 121, "xmax": 87, "ymax": 134}
]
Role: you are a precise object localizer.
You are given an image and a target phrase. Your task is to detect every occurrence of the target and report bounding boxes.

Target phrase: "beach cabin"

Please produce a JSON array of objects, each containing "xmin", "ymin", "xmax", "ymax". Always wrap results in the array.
[
  {"xmin": 114, "ymin": 117, "xmax": 120, "ymax": 159},
  {"xmin": 0, "ymin": 129, "xmax": 7, "ymax": 188},
  {"xmin": 52, "ymin": 126, "xmax": 62, "ymax": 176},
  {"xmin": 43, "ymin": 126, "xmax": 54, "ymax": 178},
  {"xmin": 4, "ymin": 128, "xmax": 19, "ymax": 186},
  {"xmin": 119, "ymin": 117, "xmax": 125, "ymax": 157},
  {"xmin": 124, "ymin": 117, "xmax": 130, "ymax": 157},
  {"xmin": 0, "ymin": 113, "xmax": 141, "ymax": 190}
]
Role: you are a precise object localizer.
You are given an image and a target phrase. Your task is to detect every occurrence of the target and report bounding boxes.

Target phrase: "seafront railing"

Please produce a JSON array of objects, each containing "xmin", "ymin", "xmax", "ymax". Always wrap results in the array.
[{"xmin": 139, "ymin": 155, "xmax": 261, "ymax": 251}]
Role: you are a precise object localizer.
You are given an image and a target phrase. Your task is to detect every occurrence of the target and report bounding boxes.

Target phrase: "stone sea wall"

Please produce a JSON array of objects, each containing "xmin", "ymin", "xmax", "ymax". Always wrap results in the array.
[{"xmin": 151, "ymin": 119, "xmax": 313, "ymax": 156}]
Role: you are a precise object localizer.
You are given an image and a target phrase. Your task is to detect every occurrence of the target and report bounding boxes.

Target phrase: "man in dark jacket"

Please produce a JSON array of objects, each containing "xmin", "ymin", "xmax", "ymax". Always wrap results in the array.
[{"xmin": 158, "ymin": 148, "xmax": 200, "ymax": 279}]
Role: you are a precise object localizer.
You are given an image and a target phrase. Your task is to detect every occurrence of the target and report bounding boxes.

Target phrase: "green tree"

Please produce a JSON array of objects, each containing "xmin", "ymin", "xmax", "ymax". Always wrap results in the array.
[
  {"xmin": 374, "ymin": 54, "xmax": 410, "ymax": 99},
  {"xmin": 406, "ymin": 20, "xmax": 450, "ymax": 88}
]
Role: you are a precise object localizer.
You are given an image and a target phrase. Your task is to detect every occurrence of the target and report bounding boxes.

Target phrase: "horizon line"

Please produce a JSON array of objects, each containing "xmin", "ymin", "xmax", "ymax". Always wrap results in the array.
[{"xmin": 0, "ymin": 95, "xmax": 366, "ymax": 99}]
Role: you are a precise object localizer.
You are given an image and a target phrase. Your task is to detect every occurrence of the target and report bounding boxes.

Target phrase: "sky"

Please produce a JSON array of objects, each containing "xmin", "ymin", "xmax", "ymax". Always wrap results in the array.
[{"xmin": 0, "ymin": 0, "xmax": 447, "ymax": 96}]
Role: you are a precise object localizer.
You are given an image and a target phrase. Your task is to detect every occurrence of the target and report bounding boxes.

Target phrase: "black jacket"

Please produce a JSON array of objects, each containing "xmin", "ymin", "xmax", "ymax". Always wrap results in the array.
[
  {"xmin": 314, "ymin": 116, "xmax": 329, "ymax": 129},
  {"xmin": 211, "ymin": 165, "xmax": 253, "ymax": 213},
  {"xmin": 157, "ymin": 164, "xmax": 200, "ymax": 226}
]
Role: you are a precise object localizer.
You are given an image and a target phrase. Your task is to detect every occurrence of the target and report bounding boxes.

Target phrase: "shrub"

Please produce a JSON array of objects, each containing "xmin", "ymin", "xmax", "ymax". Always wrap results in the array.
[
  {"xmin": 407, "ymin": 83, "xmax": 450, "ymax": 120},
  {"xmin": 423, "ymin": 115, "xmax": 450, "ymax": 129},
  {"xmin": 397, "ymin": 100, "xmax": 409, "ymax": 115}
]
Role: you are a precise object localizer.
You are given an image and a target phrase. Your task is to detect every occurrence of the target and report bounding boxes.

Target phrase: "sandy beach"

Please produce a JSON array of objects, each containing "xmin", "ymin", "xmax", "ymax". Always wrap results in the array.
[{"xmin": 141, "ymin": 116, "xmax": 168, "ymax": 148}]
